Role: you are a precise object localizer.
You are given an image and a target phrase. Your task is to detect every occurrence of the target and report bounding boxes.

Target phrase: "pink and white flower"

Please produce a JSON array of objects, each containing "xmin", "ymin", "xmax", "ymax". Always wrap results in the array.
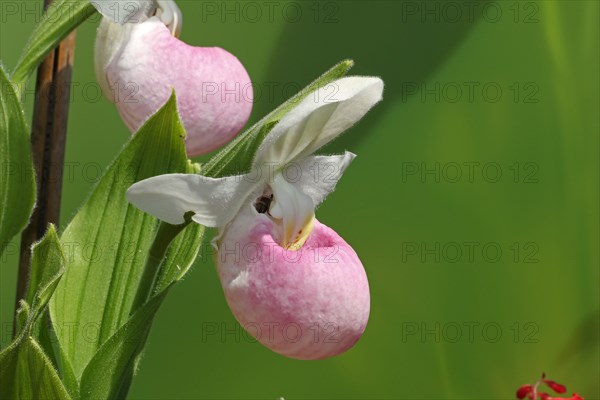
[
  {"xmin": 93, "ymin": 0, "xmax": 253, "ymax": 156},
  {"xmin": 127, "ymin": 76, "xmax": 384, "ymax": 359}
]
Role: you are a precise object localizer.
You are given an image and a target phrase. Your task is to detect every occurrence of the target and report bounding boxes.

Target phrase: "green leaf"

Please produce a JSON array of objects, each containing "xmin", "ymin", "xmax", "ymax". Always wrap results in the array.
[
  {"xmin": 24, "ymin": 225, "xmax": 65, "ymax": 316},
  {"xmin": 11, "ymin": 0, "xmax": 97, "ymax": 90},
  {"xmin": 22, "ymin": 225, "xmax": 73, "ymax": 388},
  {"xmin": 202, "ymin": 59, "xmax": 354, "ymax": 178},
  {"xmin": 0, "ymin": 227, "xmax": 70, "ymax": 400},
  {"xmin": 0, "ymin": 65, "xmax": 36, "ymax": 258},
  {"xmin": 16, "ymin": 226, "xmax": 65, "ymax": 334},
  {"xmin": 14, "ymin": 301, "xmax": 31, "ymax": 337},
  {"xmin": 134, "ymin": 161, "xmax": 204, "ymax": 304},
  {"xmin": 49, "ymin": 92, "xmax": 197, "ymax": 381},
  {"xmin": 77, "ymin": 158, "xmax": 203, "ymax": 399},
  {"xmin": 78, "ymin": 291, "xmax": 166, "ymax": 400},
  {"xmin": 0, "ymin": 336, "xmax": 72, "ymax": 400},
  {"xmin": 22, "ymin": 224, "xmax": 67, "ymax": 368},
  {"xmin": 79, "ymin": 214, "xmax": 203, "ymax": 400},
  {"xmin": 73, "ymin": 150, "xmax": 202, "ymax": 399},
  {"xmin": 153, "ymin": 217, "xmax": 204, "ymax": 293}
]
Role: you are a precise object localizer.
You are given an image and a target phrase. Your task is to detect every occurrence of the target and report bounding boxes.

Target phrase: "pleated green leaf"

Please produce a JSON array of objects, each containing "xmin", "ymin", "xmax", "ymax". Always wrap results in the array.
[
  {"xmin": 0, "ymin": 65, "xmax": 35, "ymax": 258},
  {"xmin": 24, "ymin": 225, "xmax": 65, "ymax": 315},
  {"xmin": 11, "ymin": 0, "xmax": 96, "ymax": 90},
  {"xmin": 0, "ymin": 336, "xmax": 72, "ymax": 400},
  {"xmin": 78, "ymin": 159, "xmax": 204, "ymax": 400},
  {"xmin": 77, "ymin": 291, "xmax": 166, "ymax": 400},
  {"xmin": 0, "ymin": 226, "xmax": 70, "ymax": 400},
  {"xmin": 49, "ymin": 92, "xmax": 195, "ymax": 382}
]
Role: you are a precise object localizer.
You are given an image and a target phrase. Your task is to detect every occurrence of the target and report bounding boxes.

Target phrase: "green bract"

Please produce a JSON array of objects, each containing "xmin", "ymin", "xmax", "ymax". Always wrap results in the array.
[
  {"xmin": 0, "ymin": 65, "xmax": 36, "ymax": 258},
  {"xmin": 0, "ymin": 226, "xmax": 71, "ymax": 400},
  {"xmin": 11, "ymin": 0, "xmax": 96, "ymax": 90}
]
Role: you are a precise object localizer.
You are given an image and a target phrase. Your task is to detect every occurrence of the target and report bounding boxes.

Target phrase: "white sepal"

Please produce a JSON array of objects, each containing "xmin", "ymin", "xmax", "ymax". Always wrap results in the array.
[
  {"xmin": 126, "ymin": 173, "xmax": 257, "ymax": 226},
  {"xmin": 91, "ymin": 0, "xmax": 155, "ymax": 24},
  {"xmin": 294, "ymin": 151, "xmax": 356, "ymax": 207},
  {"xmin": 254, "ymin": 77, "xmax": 384, "ymax": 166}
]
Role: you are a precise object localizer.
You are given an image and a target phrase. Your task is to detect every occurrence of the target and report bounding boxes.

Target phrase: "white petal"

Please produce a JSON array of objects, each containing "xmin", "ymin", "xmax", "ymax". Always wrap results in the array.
[
  {"xmin": 254, "ymin": 77, "xmax": 384, "ymax": 166},
  {"xmin": 91, "ymin": 0, "xmax": 155, "ymax": 24},
  {"xmin": 292, "ymin": 151, "xmax": 356, "ymax": 207},
  {"xmin": 269, "ymin": 173, "xmax": 315, "ymax": 250},
  {"xmin": 126, "ymin": 173, "xmax": 258, "ymax": 226}
]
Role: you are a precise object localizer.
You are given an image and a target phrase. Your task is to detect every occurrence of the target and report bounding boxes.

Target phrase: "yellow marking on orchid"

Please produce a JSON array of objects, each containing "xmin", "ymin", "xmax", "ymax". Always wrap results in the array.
[
  {"xmin": 269, "ymin": 172, "xmax": 316, "ymax": 251},
  {"xmin": 284, "ymin": 211, "xmax": 315, "ymax": 251}
]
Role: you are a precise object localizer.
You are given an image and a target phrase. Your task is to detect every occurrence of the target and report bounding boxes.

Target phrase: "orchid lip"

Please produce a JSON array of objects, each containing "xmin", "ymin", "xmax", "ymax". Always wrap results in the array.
[{"xmin": 216, "ymin": 216, "xmax": 370, "ymax": 360}]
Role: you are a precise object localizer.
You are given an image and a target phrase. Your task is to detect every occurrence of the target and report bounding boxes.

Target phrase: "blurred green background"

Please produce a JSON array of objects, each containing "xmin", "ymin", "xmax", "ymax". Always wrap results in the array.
[{"xmin": 1, "ymin": 0, "xmax": 599, "ymax": 399}]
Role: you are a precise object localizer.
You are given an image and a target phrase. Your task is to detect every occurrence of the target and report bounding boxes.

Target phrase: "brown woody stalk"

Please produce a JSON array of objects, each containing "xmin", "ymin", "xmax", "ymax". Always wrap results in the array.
[{"xmin": 14, "ymin": 0, "xmax": 76, "ymax": 327}]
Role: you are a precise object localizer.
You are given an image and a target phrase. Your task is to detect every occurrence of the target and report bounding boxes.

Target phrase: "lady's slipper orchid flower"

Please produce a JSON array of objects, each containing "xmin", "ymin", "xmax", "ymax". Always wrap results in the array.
[
  {"xmin": 93, "ymin": 0, "xmax": 253, "ymax": 156},
  {"xmin": 127, "ymin": 76, "xmax": 384, "ymax": 359}
]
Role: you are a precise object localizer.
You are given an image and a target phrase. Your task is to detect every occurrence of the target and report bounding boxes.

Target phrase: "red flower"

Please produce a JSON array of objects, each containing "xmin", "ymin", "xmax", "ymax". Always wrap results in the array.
[
  {"xmin": 544, "ymin": 379, "xmax": 567, "ymax": 394},
  {"xmin": 515, "ymin": 374, "xmax": 583, "ymax": 400},
  {"xmin": 517, "ymin": 384, "xmax": 534, "ymax": 399}
]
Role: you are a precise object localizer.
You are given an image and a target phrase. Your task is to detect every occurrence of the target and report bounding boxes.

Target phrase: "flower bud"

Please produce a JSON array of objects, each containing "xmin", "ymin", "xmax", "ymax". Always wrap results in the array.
[{"xmin": 95, "ymin": 2, "xmax": 253, "ymax": 156}]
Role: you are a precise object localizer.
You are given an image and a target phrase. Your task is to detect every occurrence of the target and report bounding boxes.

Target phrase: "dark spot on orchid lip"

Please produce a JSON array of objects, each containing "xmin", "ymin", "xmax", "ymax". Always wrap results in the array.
[{"xmin": 254, "ymin": 194, "xmax": 273, "ymax": 214}]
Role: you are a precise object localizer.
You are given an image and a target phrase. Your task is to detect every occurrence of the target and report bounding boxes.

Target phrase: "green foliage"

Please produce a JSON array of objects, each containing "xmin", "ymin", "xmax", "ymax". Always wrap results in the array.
[
  {"xmin": 24, "ymin": 226, "xmax": 66, "ymax": 313},
  {"xmin": 11, "ymin": 0, "xmax": 96, "ymax": 90},
  {"xmin": 0, "ymin": 225, "xmax": 71, "ymax": 400},
  {"xmin": 48, "ymin": 93, "xmax": 201, "ymax": 390},
  {"xmin": 1, "ymin": 96, "xmax": 203, "ymax": 399},
  {"xmin": 0, "ymin": 65, "xmax": 36, "ymax": 259},
  {"xmin": 22, "ymin": 226, "xmax": 66, "ymax": 337},
  {"xmin": 0, "ymin": 337, "xmax": 72, "ymax": 400},
  {"xmin": 78, "ymin": 292, "xmax": 167, "ymax": 400},
  {"xmin": 75, "ymin": 163, "xmax": 204, "ymax": 400}
]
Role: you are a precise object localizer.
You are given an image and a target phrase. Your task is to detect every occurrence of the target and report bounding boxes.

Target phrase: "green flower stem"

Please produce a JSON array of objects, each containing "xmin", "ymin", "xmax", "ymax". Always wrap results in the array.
[{"xmin": 131, "ymin": 222, "xmax": 187, "ymax": 313}]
